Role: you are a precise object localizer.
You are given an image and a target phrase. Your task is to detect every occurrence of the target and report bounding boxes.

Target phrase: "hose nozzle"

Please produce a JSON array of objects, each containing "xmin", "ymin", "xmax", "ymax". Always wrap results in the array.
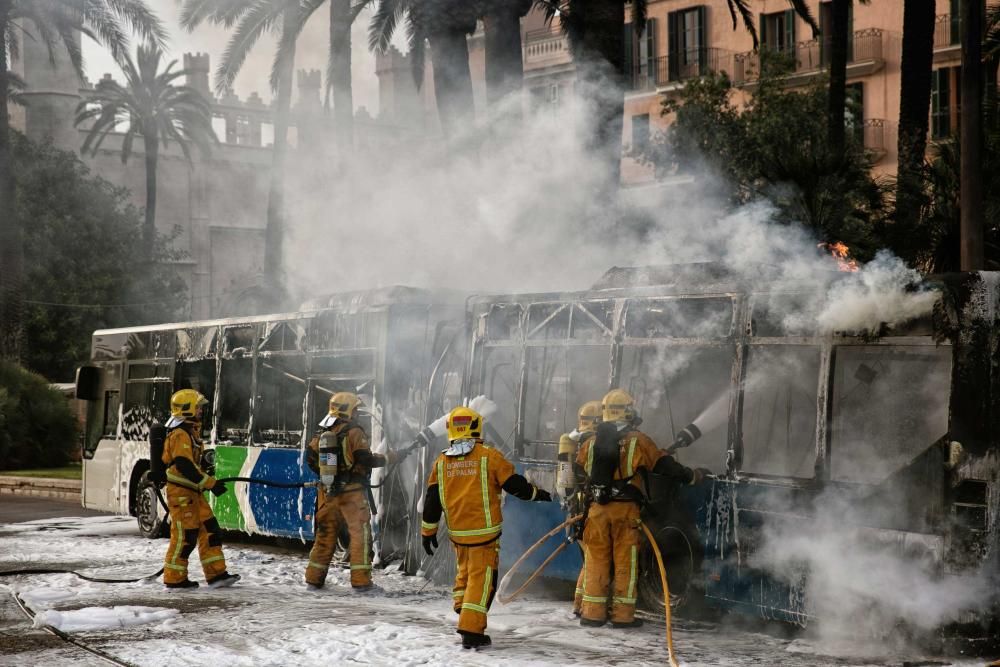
[{"xmin": 668, "ymin": 423, "xmax": 702, "ymax": 453}]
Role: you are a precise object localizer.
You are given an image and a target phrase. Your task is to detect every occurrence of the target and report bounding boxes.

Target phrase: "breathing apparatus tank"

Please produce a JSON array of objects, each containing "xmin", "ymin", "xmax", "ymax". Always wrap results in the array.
[
  {"xmin": 148, "ymin": 421, "xmax": 167, "ymax": 484},
  {"xmin": 589, "ymin": 422, "xmax": 622, "ymax": 504},
  {"xmin": 556, "ymin": 434, "xmax": 577, "ymax": 494},
  {"xmin": 318, "ymin": 431, "xmax": 339, "ymax": 492}
]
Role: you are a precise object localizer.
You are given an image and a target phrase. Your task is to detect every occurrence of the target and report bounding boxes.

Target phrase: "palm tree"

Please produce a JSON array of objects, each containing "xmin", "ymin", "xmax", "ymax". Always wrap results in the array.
[
  {"xmin": 0, "ymin": 0, "xmax": 164, "ymax": 362},
  {"xmin": 181, "ymin": 0, "xmax": 299, "ymax": 297},
  {"xmin": 369, "ymin": 0, "xmax": 478, "ymax": 139},
  {"xmin": 75, "ymin": 44, "xmax": 217, "ymax": 263},
  {"xmin": 483, "ymin": 0, "xmax": 532, "ymax": 110},
  {"xmin": 959, "ymin": 0, "xmax": 984, "ymax": 269},
  {"xmin": 894, "ymin": 0, "xmax": 936, "ymax": 239}
]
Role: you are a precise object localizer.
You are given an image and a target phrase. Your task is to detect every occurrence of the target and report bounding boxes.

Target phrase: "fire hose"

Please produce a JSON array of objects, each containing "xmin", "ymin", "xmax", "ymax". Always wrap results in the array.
[{"xmin": 496, "ymin": 514, "xmax": 680, "ymax": 667}]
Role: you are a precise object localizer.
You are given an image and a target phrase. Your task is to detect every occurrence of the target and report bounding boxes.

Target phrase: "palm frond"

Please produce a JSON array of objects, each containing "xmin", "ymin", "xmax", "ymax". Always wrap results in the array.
[
  {"xmin": 726, "ymin": 0, "xmax": 758, "ymax": 50},
  {"xmin": 786, "ymin": 0, "xmax": 819, "ymax": 38},
  {"xmin": 216, "ymin": 1, "xmax": 283, "ymax": 94},
  {"xmin": 368, "ymin": 0, "xmax": 409, "ymax": 53}
]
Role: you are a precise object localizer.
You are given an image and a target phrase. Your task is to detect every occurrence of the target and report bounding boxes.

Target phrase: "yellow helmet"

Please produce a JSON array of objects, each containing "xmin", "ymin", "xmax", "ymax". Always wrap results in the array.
[
  {"xmin": 446, "ymin": 406, "xmax": 483, "ymax": 442},
  {"xmin": 602, "ymin": 388, "xmax": 635, "ymax": 423},
  {"xmin": 170, "ymin": 389, "xmax": 208, "ymax": 419},
  {"xmin": 577, "ymin": 400, "xmax": 602, "ymax": 432},
  {"xmin": 329, "ymin": 392, "xmax": 362, "ymax": 420}
]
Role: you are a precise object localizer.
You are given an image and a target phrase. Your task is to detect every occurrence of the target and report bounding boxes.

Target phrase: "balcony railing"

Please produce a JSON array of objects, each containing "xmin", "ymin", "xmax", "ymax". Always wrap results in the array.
[
  {"xmin": 933, "ymin": 13, "xmax": 961, "ymax": 50},
  {"xmin": 627, "ymin": 48, "xmax": 731, "ymax": 91},
  {"xmin": 523, "ymin": 26, "xmax": 570, "ymax": 65},
  {"xmin": 861, "ymin": 118, "xmax": 885, "ymax": 156},
  {"xmin": 733, "ymin": 28, "xmax": 884, "ymax": 85}
]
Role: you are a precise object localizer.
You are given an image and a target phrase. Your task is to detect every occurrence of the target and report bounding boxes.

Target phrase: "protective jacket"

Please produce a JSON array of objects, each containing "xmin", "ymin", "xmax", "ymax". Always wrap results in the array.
[
  {"xmin": 421, "ymin": 440, "xmax": 541, "ymax": 546},
  {"xmin": 305, "ymin": 420, "xmax": 386, "ymax": 588},
  {"xmin": 161, "ymin": 421, "xmax": 227, "ymax": 585},
  {"xmin": 576, "ymin": 427, "xmax": 694, "ymax": 502},
  {"xmin": 163, "ymin": 421, "xmax": 218, "ymax": 492},
  {"xmin": 306, "ymin": 420, "xmax": 387, "ymax": 498}
]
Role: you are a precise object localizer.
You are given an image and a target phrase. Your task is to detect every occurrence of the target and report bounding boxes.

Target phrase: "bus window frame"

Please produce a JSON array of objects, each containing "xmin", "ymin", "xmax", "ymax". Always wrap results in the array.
[{"xmin": 123, "ymin": 359, "xmax": 175, "ymax": 427}]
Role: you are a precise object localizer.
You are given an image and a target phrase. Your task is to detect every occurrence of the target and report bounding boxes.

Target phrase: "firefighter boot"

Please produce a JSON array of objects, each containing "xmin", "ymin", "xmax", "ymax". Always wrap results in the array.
[
  {"xmin": 164, "ymin": 579, "xmax": 199, "ymax": 590},
  {"xmin": 460, "ymin": 631, "xmax": 492, "ymax": 649}
]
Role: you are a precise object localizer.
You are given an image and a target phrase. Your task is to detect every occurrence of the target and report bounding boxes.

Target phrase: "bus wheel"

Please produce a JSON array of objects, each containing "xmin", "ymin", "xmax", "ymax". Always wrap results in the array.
[{"xmin": 136, "ymin": 473, "xmax": 169, "ymax": 539}]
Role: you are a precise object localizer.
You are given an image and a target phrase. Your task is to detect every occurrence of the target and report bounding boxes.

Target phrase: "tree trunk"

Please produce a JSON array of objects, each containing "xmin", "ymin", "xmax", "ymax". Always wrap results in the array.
[
  {"xmin": 566, "ymin": 0, "xmax": 626, "ymax": 186},
  {"xmin": 894, "ymin": 0, "xmax": 936, "ymax": 242},
  {"xmin": 960, "ymin": 0, "xmax": 984, "ymax": 270},
  {"xmin": 827, "ymin": 0, "xmax": 851, "ymax": 156},
  {"xmin": 329, "ymin": 0, "xmax": 354, "ymax": 153},
  {"xmin": 0, "ymin": 3, "xmax": 23, "ymax": 362},
  {"xmin": 143, "ymin": 133, "xmax": 159, "ymax": 264},
  {"xmin": 430, "ymin": 22, "xmax": 477, "ymax": 139},
  {"xmin": 483, "ymin": 0, "xmax": 531, "ymax": 111},
  {"xmin": 265, "ymin": 5, "xmax": 297, "ymax": 300}
]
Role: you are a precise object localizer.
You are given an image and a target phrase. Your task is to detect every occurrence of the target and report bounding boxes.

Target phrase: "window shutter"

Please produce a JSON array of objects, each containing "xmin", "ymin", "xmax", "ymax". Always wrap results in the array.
[
  {"xmin": 668, "ymin": 11, "xmax": 680, "ymax": 81},
  {"xmin": 697, "ymin": 6, "xmax": 707, "ymax": 70},
  {"xmin": 784, "ymin": 9, "xmax": 795, "ymax": 52},
  {"xmin": 760, "ymin": 13, "xmax": 768, "ymax": 49},
  {"xmin": 646, "ymin": 18, "xmax": 658, "ymax": 83}
]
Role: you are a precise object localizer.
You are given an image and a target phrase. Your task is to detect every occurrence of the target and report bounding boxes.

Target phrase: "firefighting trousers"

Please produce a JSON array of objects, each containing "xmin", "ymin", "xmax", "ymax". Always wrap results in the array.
[
  {"xmin": 580, "ymin": 501, "xmax": 641, "ymax": 624},
  {"xmin": 452, "ymin": 540, "xmax": 500, "ymax": 635},
  {"xmin": 163, "ymin": 485, "xmax": 227, "ymax": 585},
  {"xmin": 306, "ymin": 488, "xmax": 373, "ymax": 587}
]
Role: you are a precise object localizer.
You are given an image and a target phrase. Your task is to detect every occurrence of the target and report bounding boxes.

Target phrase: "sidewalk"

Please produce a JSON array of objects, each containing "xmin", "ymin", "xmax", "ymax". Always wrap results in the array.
[{"xmin": 0, "ymin": 475, "xmax": 81, "ymax": 501}]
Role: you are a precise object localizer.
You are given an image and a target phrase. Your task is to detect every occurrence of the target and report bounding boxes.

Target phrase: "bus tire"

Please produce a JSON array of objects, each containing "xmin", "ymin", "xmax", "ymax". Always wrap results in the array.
[{"xmin": 136, "ymin": 472, "xmax": 169, "ymax": 539}]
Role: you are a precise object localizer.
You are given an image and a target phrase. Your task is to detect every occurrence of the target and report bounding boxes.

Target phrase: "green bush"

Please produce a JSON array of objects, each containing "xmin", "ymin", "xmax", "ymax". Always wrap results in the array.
[{"xmin": 0, "ymin": 361, "xmax": 76, "ymax": 470}]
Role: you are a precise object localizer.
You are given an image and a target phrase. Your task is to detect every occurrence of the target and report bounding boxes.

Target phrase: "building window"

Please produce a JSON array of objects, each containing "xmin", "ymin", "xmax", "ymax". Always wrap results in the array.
[
  {"xmin": 950, "ymin": 0, "xmax": 961, "ymax": 46},
  {"xmin": 931, "ymin": 68, "xmax": 952, "ymax": 139},
  {"xmin": 625, "ymin": 18, "xmax": 659, "ymax": 89},
  {"xmin": 761, "ymin": 9, "xmax": 795, "ymax": 53},
  {"xmin": 667, "ymin": 6, "xmax": 706, "ymax": 81},
  {"xmin": 632, "ymin": 114, "xmax": 650, "ymax": 151}
]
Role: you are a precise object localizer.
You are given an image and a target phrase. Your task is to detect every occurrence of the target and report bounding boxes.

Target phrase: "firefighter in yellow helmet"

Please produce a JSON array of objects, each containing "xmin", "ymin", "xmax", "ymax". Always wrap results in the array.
[
  {"xmin": 576, "ymin": 388, "xmax": 703, "ymax": 627},
  {"xmin": 556, "ymin": 400, "xmax": 601, "ymax": 617},
  {"xmin": 162, "ymin": 389, "xmax": 239, "ymax": 589},
  {"xmin": 421, "ymin": 405, "xmax": 553, "ymax": 649},
  {"xmin": 305, "ymin": 392, "xmax": 391, "ymax": 591}
]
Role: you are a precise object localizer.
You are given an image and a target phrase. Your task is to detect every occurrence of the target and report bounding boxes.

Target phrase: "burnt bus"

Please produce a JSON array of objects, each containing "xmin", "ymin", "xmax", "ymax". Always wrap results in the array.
[
  {"xmin": 76, "ymin": 287, "xmax": 466, "ymax": 565},
  {"xmin": 458, "ymin": 265, "xmax": 999, "ymax": 648},
  {"xmin": 75, "ymin": 270, "xmax": 999, "ymax": 646}
]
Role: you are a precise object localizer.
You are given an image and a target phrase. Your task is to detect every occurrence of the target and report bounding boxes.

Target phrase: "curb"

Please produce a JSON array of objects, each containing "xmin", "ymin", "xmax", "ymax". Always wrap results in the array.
[{"xmin": 0, "ymin": 476, "xmax": 81, "ymax": 501}]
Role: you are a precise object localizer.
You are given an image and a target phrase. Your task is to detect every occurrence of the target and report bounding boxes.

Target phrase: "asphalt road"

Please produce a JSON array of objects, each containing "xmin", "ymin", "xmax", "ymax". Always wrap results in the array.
[{"xmin": 0, "ymin": 494, "xmax": 104, "ymax": 524}]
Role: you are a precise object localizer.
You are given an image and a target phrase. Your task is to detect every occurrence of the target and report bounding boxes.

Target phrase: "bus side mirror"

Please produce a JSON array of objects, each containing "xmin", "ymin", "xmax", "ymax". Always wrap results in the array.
[{"xmin": 75, "ymin": 366, "xmax": 101, "ymax": 401}]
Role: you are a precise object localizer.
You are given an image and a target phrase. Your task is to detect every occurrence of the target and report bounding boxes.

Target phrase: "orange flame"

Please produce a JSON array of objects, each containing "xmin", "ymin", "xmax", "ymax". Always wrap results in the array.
[{"xmin": 819, "ymin": 241, "xmax": 859, "ymax": 272}]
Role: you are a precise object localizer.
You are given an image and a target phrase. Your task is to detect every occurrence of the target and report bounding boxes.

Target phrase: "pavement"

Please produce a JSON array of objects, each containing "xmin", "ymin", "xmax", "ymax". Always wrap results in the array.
[
  {"xmin": 0, "ymin": 493, "xmax": 100, "ymax": 524},
  {"xmin": 0, "ymin": 476, "xmax": 81, "ymax": 501}
]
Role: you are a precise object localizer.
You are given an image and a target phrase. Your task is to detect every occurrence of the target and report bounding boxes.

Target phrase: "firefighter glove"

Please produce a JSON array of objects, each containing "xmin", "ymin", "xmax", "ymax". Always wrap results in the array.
[
  {"xmin": 210, "ymin": 480, "xmax": 228, "ymax": 496},
  {"xmin": 533, "ymin": 488, "xmax": 552, "ymax": 502},
  {"xmin": 422, "ymin": 534, "xmax": 437, "ymax": 556}
]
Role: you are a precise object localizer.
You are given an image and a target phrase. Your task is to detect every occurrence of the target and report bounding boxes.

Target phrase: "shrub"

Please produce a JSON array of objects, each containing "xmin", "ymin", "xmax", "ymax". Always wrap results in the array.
[{"xmin": 0, "ymin": 361, "xmax": 77, "ymax": 470}]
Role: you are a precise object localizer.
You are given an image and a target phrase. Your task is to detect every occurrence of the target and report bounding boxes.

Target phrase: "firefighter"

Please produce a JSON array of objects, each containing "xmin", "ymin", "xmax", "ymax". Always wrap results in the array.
[
  {"xmin": 557, "ymin": 400, "xmax": 601, "ymax": 617},
  {"xmin": 576, "ymin": 388, "xmax": 703, "ymax": 628},
  {"xmin": 421, "ymin": 406, "xmax": 553, "ymax": 649},
  {"xmin": 305, "ymin": 392, "xmax": 389, "ymax": 591},
  {"xmin": 162, "ymin": 389, "xmax": 239, "ymax": 589}
]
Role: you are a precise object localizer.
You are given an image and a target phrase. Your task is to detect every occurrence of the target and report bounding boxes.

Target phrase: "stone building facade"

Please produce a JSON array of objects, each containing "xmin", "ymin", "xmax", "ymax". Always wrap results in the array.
[{"xmin": 11, "ymin": 30, "xmax": 430, "ymax": 321}]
